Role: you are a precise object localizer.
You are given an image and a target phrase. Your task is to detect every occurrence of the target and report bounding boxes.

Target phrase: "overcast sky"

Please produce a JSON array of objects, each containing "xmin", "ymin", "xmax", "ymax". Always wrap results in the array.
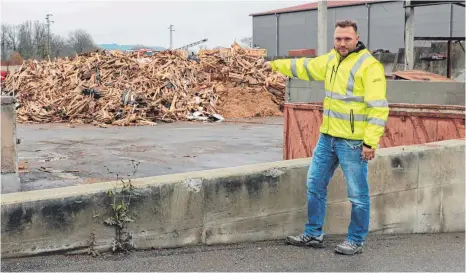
[{"xmin": 1, "ymin": 0, "xmax": 308, "ymax": 49}]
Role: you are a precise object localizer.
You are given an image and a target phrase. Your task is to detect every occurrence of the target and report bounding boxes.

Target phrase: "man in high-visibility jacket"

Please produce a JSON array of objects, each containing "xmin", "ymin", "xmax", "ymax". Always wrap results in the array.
[{"xmin": 267, "ymin": 20, "xmax": 388, "ymax": 255}]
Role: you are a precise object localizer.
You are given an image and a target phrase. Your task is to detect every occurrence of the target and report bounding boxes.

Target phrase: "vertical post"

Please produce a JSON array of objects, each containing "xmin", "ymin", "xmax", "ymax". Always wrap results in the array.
[
  {"xmin": 318, "ymin": 0, "xmax": 328, "ymax": 56},
  {"xmin": 449, "ymin": 3, "xmax": 454, "ymax": 37},
  {"xmin": 48, "ymin": 23, "xmax": 50, "ymax": 57},
  {"xmin": 1, "ymin": 96, "xmax": 20, "ymax": 193},
  {"xmin": 447, "ymin": 3, "xmax": 453, "ymax": 78},
  {"xmin": 275, "ymin": 13, "xmax": 279, "ymax": 57},
  {"xmin": 169, "ymin": 25, "xmax": 174, "ymax": 50},
  {"xmin": 404, "ymin": 0, "xmax": 414, "ymax": 70},
  {"xmin": 45, "ymin": 14, "xmax": 53, "ymax": 58},
  {"xmin": 366, "ymin": 3, "xmax": 371, "ymax": 50},
  {"xmin": 447, "ymin": 40, "xmax": 452, "ymax": 78}
]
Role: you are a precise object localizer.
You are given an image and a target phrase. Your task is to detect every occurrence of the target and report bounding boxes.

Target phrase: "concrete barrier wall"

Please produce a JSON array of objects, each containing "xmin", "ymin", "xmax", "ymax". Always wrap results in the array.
[
  {"xmin": 287, "ymin": 79, "xmax": 466, "ymax": 106},
  {"xmin": 1, "ymin": 96, "xmax": 20, "ymax": 193},
  {"xmin": 1, "ymin": 139, "xmax": 464, "ymax": 258}
]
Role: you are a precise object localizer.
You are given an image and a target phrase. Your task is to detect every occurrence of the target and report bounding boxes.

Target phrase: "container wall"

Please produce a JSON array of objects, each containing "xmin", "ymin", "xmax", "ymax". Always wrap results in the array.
[
  {"xmin": 286, "ymin": 79, "xmax": 466, "ymax": 106},
  {"xmin": 283, "ymin": 103, "xmax": 465, "ymax": 160}
]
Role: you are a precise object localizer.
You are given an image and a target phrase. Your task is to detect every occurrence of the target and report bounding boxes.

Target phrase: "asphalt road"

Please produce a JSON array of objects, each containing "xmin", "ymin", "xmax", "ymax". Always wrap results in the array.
[
  {"xmin": 16, "ymin": 117, "xmax": 284, "ymax": 191},
  {"xmin": 2, "ymin": 233, "xmax": 464, "ymax": 272}
]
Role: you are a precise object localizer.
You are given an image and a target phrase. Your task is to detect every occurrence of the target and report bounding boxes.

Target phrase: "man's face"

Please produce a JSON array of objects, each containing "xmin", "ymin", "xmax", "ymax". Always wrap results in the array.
[{"xmin": 334, "ymin": 26, "xmax": 359, "ymax": 57}]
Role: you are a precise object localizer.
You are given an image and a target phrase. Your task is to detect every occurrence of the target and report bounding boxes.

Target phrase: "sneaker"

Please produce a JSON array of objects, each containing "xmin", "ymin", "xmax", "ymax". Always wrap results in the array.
[
  {"xmin": 286, "ymin": 233, "xmax": 324, "ymax": 248},
  {"xmin": 335, "ymin": 240, "xmax": 363, "ymax": 255}
]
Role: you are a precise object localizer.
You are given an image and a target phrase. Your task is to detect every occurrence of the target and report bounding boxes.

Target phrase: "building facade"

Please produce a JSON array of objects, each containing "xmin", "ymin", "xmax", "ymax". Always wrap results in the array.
[{"xmin": 251, "ymin": 0, "xmax": 465, "ymax": 57}]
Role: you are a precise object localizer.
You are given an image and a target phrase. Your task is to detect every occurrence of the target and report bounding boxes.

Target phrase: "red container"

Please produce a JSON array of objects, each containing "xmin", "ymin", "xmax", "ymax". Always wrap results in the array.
[
  {"xmin": 288, "ymin": 49, "xmax": 316, "ymax": 57},
  {"xmin": 283, "ymin": 103, "xmax": 465, "ymax": 160}
]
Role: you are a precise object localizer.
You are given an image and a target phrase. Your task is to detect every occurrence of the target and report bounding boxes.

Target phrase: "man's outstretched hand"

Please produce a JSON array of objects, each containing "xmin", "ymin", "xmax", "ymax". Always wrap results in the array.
[
  {"xmin": 263, "ymin": 61, "xmax": 272, "ymax": 71},
  {"xmin": 362, "ymin": 146, "xmax": 375, "ymax": 161}
]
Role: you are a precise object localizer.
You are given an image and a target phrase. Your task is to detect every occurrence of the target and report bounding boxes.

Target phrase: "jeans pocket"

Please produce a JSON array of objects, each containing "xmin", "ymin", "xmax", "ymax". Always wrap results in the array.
[{"xmin": 343, "ymin": 139, "xmax": 363, "ymax": 150}]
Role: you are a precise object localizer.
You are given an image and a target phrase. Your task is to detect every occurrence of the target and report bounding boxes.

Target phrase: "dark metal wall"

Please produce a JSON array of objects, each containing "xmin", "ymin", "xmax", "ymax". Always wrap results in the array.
[{"xmin": 252, "ymin": 1, "xmax": 465, "ymax": 56}]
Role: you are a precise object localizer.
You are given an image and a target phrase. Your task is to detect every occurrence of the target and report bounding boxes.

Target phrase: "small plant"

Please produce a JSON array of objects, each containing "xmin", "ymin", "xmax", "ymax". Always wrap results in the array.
[
  {"xmin": 87, "ymin": 231, "xmax": 100, "ymax": 257},
  {"xmin": 103, "ymin": 160, "xmax": 140, "ymax": 253},
  {"xmin": 87, "ymin": 210, "xmax": 101, "ymax": 257}
]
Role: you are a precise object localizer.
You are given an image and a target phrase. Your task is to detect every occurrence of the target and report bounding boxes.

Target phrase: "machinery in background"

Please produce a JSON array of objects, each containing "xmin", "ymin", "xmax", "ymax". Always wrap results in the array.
[{"xmin": 175, "ymin": 38, "xmax": 208, "ymax": 51}]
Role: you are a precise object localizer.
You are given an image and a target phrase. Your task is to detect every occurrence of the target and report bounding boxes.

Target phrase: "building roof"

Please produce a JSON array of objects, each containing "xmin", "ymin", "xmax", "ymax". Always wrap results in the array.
[{"xmin": 250, "ymin": 0, "xmax": 393, "ymax": 16}]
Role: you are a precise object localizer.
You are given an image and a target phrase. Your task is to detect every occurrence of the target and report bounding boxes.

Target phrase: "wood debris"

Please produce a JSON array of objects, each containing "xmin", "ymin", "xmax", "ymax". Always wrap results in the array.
[{"xmin": 2, "ymin": 42, "xmax": 286, "ymax": 126}]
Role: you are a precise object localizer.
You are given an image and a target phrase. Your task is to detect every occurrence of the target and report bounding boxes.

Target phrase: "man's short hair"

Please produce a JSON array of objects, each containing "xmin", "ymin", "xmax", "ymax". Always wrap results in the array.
[{"xmin": 335, "ymin": 20, "xmax": 358, "ymax": 33}]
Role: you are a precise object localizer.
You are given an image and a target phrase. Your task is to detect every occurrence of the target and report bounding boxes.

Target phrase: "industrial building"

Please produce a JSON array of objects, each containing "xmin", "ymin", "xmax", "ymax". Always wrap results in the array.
[{"xmin": 251, "ymin": 0, "xmax": 465, "ymax": 57}]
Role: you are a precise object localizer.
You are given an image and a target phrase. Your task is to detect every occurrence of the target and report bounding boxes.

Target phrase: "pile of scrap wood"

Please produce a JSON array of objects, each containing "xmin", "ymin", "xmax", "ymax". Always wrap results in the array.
[{"xmin": 1, "ymin": 42, "xmax": 286, "ymax": 126}]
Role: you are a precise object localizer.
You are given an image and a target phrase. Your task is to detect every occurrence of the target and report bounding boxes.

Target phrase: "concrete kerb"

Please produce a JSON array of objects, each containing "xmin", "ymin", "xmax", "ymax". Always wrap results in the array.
[{"xmin": 1, "ymin": 139, "xmax": 465, "ymax": 258}]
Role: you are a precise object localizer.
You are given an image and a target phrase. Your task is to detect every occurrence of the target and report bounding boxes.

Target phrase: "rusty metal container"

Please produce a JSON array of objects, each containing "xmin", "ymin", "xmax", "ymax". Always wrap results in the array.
[{"xmin": 283, "ymin": 103, "xmax": 465, "ymax": 160}]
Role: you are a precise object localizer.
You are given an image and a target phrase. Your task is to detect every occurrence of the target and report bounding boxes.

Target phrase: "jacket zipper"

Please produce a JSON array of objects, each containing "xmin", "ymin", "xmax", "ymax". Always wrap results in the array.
[
  {"xmin": 350, "ymin": 109, "xmax": 355, "ymax": 134},
  {"xmin": 331, "ymin": 62, "xmax": 341, "ymax": 89},
  {"xmin": 327, "ymin": 61, "xmax": 341, "ymax": 134},
  {"xmin": 329, "ymin": 65, "xmax": 335, "ymax": 83}
]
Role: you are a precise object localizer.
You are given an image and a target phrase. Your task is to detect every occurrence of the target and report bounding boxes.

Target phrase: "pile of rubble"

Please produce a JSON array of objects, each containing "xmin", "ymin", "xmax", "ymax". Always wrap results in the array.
[{"xmin": 2, "ymin": 42, "xmax": 286, "ymax": 126}]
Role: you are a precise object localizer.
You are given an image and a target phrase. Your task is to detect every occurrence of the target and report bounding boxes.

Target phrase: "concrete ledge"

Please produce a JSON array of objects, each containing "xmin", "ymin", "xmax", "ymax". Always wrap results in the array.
[{"xmin": 1, "ymin": 139, "xmax": 464, "ymax": 258}]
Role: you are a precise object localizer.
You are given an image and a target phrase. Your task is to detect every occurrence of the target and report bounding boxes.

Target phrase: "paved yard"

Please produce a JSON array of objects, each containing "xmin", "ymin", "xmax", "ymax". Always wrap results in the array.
[
  {"xmin": 2, "ymin": 233, "xmax": 464, "ymax": 272},
  {"xmin": 16, "ymin": 117, "xmax": 285, "ymax": 191}
]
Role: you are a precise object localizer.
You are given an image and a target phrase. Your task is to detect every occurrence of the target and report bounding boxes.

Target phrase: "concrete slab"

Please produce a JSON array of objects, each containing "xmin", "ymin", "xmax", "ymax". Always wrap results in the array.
[
  {"xmin": 418, "ymin": 143, "xmax": 465, "ymax": 187},
  {"xmin": 416, "ymin": 185, "xmax": 442, "ymax": 233},
  {"xmin": 370, "ymin": 189, "xmax": 418, "ymax": 234},
  {"xmin": 202, "ymin": 166, "xmax": 309, "ymax": 245},
  {"xmin": 441, "ymin": 182, "xmax": 465, "ymax": 232}
]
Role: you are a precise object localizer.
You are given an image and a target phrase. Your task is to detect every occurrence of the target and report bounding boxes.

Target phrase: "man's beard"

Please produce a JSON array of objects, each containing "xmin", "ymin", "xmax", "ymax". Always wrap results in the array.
[{"xmin": 338, "ymin": 48, "xmax": 349, "ymax": 56}]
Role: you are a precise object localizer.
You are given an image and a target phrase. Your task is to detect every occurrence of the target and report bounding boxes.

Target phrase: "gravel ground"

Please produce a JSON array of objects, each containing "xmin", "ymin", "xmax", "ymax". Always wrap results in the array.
[{"xmin": 2, "ymin": 233, "xmax": 464, "ymax": 272}]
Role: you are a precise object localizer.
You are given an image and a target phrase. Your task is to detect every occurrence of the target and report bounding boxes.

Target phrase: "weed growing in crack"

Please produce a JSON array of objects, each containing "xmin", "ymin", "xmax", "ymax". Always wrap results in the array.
[
  {"xmin": 102, "ymin": 160, "xmax": 141, "ymax": 253},
  {"xmin": 87, "ymin": 210, "xmax": 102, "ymax": 257}
]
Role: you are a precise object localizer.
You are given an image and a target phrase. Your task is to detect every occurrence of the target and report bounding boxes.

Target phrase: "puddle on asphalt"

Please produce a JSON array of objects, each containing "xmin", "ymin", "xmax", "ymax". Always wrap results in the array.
[{"xmin": 33, "ymin": 152, "xmax": 69, "ymax": 162}]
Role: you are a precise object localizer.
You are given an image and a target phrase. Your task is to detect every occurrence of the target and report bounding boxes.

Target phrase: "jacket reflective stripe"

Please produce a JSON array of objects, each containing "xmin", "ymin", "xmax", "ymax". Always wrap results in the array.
[
  {"xmin": 325, "ymin": 90, "xmax": 364, "ymax": 102},
  {"xmin": 367, "ymin": 100, "xmax": 388, "ymax": 108},
  {"xmin": 367, "ymin": 117, "xmax": 386, "ymax": 126},
  {"xmin": 303, "ymin": 58, "xmax": 314, "ymax": 80},
  {"xmin": 346, "ymin": 53, "xmax": 371, "ymax": 97},
  {"xmin": 323, "ymin": 109, "xmax": 367, "ymax": 121},
  {"xmin": 291, "ymin": 59, "xmax": 298, "ymax": 77}
]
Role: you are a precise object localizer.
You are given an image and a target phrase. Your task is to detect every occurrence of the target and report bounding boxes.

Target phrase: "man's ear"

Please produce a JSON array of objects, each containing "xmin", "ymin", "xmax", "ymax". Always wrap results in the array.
[{"xmin": 356, "ymin": 35, "xmax": 360, "ymax": 41}]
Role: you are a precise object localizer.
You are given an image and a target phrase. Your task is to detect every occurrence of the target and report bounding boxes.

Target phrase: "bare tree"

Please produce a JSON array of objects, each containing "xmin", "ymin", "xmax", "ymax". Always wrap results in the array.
[
  {"xmin": 2, "ymin": 21, "xmax": 97, "ymax": 61},
  {"xmin": 32, "ymin": 20, "xmax": 47, "ymax": 59},
  {"xmin": 17, "ymin": 21, "xmax": 34, "ymax": 59},
  {"xmin": 240, "ymin": 36, "xmax": 253, "ymax": 48},
  {"xmin": 2, "ymin": 24, "xmax": 19, "ymax": 53},
  {"xmin": 68, "ymin": 29, "xmax": 96, "ymax": 54},
  {"xmin": 8, "ymin": 26, "xmax": 19, "ymax": 52},
  {"xmin": 51, "ymin": 34, "xmax": 70, "ymax": 59},
  {"xmin": 1, "ymin": 24, "xmax": 12, "ymax": 60}
]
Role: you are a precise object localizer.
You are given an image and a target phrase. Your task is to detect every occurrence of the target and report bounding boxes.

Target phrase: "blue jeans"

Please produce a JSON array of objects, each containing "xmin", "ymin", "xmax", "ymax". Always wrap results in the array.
[{"xmin": 304, "ymin": 133, "xmax": 370, "ymax": 244}]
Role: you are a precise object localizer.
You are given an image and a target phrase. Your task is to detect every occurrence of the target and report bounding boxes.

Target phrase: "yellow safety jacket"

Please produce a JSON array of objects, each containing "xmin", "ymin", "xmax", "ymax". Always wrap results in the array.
[{"xmin": 271, "ymin": 42, "xmax": 389, "ymax": 149}]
